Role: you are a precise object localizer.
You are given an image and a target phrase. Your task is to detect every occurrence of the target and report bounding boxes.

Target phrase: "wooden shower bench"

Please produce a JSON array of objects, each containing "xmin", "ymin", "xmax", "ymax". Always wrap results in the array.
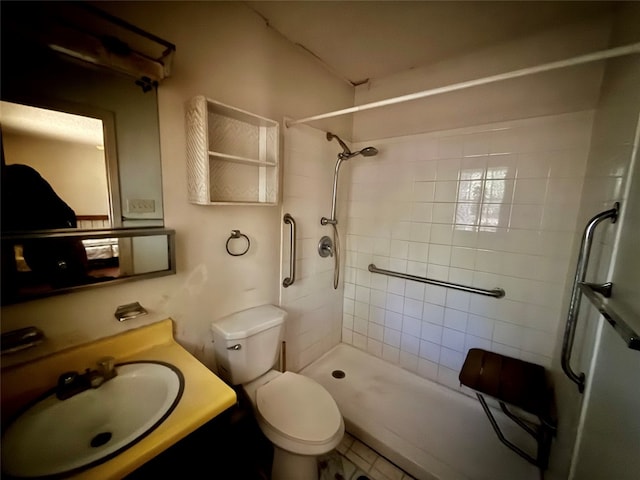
[{"xmin": 459, "ymin": 348, "xmax": 557, "ymax": 470}]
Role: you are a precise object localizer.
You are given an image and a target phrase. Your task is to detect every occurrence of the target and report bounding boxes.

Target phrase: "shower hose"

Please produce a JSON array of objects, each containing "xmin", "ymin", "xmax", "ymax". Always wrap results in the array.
[{"xmin": 332, "ymin": 223, "xmax": 340, "ymax": 289}]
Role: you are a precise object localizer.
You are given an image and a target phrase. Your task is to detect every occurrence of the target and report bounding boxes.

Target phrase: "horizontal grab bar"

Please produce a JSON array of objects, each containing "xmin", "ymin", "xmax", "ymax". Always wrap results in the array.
[{"xmin": 368, "ymin": 264, "xmax": 505, "ymax": 298}]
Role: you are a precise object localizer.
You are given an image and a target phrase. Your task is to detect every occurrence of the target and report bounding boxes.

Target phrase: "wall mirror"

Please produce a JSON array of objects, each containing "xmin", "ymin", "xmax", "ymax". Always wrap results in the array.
[
  {"xmin": 1, "ymin": 2, "xmax": 176, "ymax": 305},
  {"xmin": 1, "ymin": 100, "xmax": 122, "ymax": 231},
  {"xmin": 1, "ymin": 228, "xmax": 176, "ymax": 305}
]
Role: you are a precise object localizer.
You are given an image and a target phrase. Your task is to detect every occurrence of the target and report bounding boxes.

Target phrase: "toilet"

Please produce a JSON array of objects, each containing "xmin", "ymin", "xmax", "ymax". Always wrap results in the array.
[{"xmin": 211, "ymin": 304, "xmax": 344, "ymax": 480}]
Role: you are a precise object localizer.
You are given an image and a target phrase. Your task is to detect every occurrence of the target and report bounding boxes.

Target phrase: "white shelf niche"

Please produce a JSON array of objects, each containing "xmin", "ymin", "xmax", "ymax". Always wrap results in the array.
[{"xmin": 186, "ymin": 96, "xmax": 279, "ymax": 205}]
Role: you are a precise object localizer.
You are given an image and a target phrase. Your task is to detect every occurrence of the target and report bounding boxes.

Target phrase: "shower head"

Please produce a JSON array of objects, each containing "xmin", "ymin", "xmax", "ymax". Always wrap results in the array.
[
  {"xmin": 326, "ymin": 132, "xmax": 378, "ymax": 159},
  {"xmin": 358, "ymin": 146, "xmax": 378, "ymax": 157}
]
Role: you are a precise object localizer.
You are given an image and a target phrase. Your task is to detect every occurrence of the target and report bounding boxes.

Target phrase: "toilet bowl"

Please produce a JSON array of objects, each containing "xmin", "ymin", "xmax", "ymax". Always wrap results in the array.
[
  {"xmin": 211, "ymin": 305, "xmax": 344, "ymax": 480},
  {"xmin": 244, "ymin": 370, "xmax": 344, "ymax": 479}
]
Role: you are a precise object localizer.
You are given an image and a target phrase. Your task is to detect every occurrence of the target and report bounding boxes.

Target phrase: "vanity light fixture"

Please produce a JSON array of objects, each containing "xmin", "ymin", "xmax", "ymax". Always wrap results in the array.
[{"xmin": 7, "ymin": 2, "xmax": 175, "ymax": 88}]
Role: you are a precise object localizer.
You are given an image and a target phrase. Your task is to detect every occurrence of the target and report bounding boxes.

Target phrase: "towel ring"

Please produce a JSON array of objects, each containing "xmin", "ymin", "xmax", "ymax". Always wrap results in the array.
[{"xmin": 226, "ymin": 230, "xmax": 250, "ymax": 256}]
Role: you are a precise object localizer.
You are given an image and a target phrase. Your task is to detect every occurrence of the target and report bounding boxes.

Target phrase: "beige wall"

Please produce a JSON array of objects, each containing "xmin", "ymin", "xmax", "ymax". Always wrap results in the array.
[{"xmin": 1, "ymin": 2, "xmax": 353, "ymax": 369}]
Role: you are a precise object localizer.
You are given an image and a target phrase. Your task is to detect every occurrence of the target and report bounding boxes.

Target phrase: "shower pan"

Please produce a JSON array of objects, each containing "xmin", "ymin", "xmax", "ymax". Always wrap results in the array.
[{"xmin": 321, "ymin": 132, "xmax": 378, "ymax": 289}]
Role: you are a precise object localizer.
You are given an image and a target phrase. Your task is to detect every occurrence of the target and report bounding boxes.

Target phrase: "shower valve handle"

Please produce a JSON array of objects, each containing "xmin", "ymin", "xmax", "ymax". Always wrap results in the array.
[{"xmin": 318, "ymin": 236, "xmax": 334, "ymax": 258}]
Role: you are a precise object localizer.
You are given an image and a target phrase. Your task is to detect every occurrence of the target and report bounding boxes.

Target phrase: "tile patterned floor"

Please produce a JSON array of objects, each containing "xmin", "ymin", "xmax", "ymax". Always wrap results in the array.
[
  {"xmin": 320, "ymin": 432, "xmax": 417, "ymax": 480},
  {"xmin": 127, "ymin": 401, "xmax": 417, "ymax": 480}
]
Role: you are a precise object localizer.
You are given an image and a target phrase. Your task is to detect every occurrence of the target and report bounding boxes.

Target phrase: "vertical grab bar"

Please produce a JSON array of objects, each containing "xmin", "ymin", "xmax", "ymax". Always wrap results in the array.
[
  {"xmin": 561, "ymin": 203, "xmax": 619, "ymax": 392},
  {"xmin": 282, "ymin": 213, "xmax": 296, "ymax": 287}
]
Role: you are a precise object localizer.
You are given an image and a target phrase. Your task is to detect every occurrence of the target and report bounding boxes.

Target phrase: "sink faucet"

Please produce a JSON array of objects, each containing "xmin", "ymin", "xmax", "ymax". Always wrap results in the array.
[
  {"xmin": 96, "ymin": 356, "xmax": 117, "ymax": 383},
  {"xmin": 56, "ymin": 356, "xmax": 117, "ymax": 400}
]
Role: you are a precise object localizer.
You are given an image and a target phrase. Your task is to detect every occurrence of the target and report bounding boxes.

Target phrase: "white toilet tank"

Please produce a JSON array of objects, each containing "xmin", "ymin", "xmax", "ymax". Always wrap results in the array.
[{"xmin": 211, "ymin": 304, "xmax": 286, "ymax": 385}]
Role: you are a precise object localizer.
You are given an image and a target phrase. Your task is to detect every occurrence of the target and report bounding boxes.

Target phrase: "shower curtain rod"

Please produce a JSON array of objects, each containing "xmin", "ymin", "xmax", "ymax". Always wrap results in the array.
[{"xmin": 286, "ymin": 42, "xmax": 640, "ymax": 127}]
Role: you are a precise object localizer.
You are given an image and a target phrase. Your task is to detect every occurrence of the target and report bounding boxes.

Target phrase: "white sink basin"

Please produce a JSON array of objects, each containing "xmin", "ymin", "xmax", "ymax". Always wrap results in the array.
[{"xmin": 2, "ymin": 361, "xmax": 183, "ymax": 478}]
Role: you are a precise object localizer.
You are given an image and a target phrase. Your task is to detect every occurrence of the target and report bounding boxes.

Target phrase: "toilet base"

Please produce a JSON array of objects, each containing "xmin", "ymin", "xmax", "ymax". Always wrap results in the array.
[{"xmin": 272, "ymin": 445, "xmax": 318, "ymax": 480}]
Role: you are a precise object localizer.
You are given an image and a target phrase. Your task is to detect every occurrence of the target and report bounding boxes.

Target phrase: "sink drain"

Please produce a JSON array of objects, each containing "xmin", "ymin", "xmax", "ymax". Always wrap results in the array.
[
  {"xmin": 331, "ymin": 369, "xmax": 346, "ymax": 379},
  {"xmin": 90, "ymin": 432, "xmax": 112, "ymax": 448}
]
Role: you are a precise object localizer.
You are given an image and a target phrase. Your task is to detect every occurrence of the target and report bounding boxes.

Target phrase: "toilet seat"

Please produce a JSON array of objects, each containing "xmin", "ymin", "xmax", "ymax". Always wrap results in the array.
[{"xmin": 255, "ymin": 371, "xmax": 344, "ymax": 454}]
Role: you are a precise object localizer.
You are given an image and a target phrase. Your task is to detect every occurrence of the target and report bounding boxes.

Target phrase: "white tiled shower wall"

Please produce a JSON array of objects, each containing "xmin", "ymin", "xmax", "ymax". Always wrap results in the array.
[
  {"xmin": 340, "ymin": 111, "xmax": 595, "ymax": 390},
  {"xmin": 280, "ymin": 124, "xmax": 349, "ymax": 372}
]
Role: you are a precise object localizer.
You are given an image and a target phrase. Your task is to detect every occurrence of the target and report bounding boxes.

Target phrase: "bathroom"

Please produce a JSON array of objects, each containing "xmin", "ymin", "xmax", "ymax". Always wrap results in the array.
[{"xmin": 1, "ymin": 2, "xmax": 639, "ymax": 480}]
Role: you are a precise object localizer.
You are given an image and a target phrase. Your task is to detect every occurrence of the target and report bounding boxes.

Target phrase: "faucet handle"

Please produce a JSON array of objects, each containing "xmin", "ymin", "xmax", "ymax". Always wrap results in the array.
[
  {"xmin": 56, "ymin": 371, "xmax": 90, "ymax": 400},
  {"xmin": 58, "ymin": 371, "xmax": 79, "ymax": 387},
  {"xmin": 96, "ymin": 356, "xmax": 117, "ymax": 379}
]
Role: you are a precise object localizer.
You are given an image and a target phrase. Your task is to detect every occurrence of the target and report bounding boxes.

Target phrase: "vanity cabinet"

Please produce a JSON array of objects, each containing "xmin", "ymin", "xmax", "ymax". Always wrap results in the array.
[{"xmin": 185, "ymin": 96, "xmax": 279, "ymax": 205}]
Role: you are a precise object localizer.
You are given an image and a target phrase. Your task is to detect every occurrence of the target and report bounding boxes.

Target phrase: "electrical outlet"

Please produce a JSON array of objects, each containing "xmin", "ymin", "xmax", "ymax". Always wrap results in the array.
[{"xmin": 127, "ymin": 199, "xmax": 155, "ymax": 213}]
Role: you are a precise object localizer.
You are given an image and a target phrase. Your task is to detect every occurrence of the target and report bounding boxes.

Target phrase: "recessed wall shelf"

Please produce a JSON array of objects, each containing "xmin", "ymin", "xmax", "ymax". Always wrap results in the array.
[{"xmin": 186, "ymin": 96, "xmax": 279, "ymax": 205}]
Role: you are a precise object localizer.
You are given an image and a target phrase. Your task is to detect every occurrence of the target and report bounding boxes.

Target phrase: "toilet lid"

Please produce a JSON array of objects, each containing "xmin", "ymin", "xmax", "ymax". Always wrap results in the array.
[{"xmin": 256, "ymin": 372, "xmax": 341, "ymax": 444}]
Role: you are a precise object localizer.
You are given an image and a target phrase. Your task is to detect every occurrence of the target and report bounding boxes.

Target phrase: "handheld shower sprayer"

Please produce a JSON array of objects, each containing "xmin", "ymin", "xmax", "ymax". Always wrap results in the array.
[
  {"xmin": 323, "ymin": 132, "xmax": 378, "ymax": 226},
  {"xmin": 326, "ymin": 132, "xmax": 379, "ymax": 160},
  {"xmin": 322, "ymin": 132, "xmax": 378, "ymax": 289}
]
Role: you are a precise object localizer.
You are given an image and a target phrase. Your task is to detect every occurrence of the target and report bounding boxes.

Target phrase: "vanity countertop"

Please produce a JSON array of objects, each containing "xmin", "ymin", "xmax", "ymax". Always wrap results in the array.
[{"xmin": 1, "ymin": 319, "xmax": 237, "ymax": 479}]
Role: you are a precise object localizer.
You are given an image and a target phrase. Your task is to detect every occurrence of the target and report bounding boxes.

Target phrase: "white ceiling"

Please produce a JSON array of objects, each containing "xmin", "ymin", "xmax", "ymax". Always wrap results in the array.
[{"xmin": 247, "ymin": 1, "xmax": 616, "ymax": 85}]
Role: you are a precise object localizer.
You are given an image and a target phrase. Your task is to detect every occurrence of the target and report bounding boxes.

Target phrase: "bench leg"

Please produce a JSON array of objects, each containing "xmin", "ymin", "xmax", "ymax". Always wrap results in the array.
[{"xmin": 476, "ymin": 393, "xmax": 553, "ymax": 470}]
